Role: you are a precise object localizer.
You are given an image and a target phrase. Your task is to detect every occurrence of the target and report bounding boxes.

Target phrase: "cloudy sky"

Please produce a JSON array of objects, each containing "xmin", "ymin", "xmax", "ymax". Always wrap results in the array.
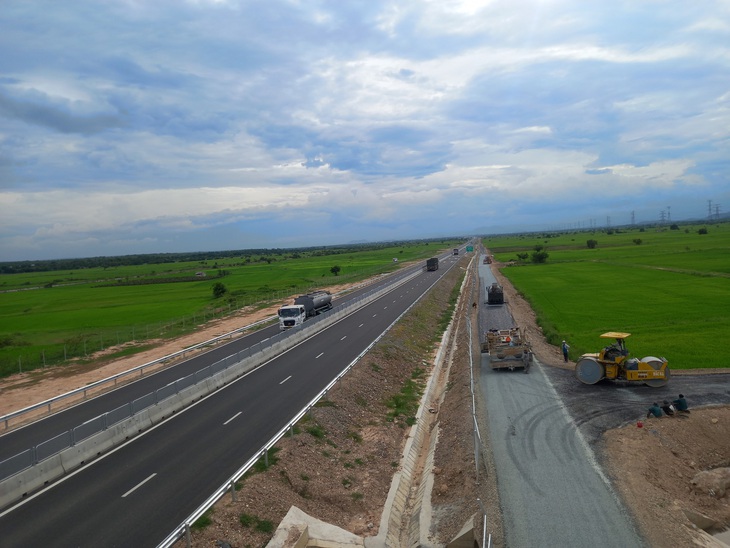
[{"xmin": 1, "ymin": 0, "xmax": 728, "ymax": 261}]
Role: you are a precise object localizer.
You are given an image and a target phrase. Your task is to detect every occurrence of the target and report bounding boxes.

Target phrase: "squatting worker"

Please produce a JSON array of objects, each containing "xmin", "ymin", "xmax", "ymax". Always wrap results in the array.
[
  {"xmin": 646, "ymin": 402, "xmax": 662, "ymax": 418},
  {"xmin": 673, "ymin": 394, "xmax": 690, "ymax": 413}
]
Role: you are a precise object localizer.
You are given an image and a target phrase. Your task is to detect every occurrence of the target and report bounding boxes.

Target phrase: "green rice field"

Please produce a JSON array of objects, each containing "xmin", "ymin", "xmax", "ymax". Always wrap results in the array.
[
  {"xmin": 483, "ymin": 222, "xmax": 730, "ymax": 369},
  {"xmin": 0, "ymin": 240, "xmax": 458, "ymax": 377}
]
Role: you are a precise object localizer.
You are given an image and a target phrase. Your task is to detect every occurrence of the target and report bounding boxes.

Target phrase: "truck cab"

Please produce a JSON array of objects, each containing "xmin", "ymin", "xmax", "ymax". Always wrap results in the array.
[{"xmin": 278, "ymin": 304, "xmax": 307, "ymax": 330}]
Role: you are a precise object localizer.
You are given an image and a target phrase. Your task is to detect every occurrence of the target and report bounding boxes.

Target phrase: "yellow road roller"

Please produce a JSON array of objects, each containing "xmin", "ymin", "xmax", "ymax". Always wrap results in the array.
[{"xmin": 575, "ymin": 332, "xmax": 669, "ymax": 387}]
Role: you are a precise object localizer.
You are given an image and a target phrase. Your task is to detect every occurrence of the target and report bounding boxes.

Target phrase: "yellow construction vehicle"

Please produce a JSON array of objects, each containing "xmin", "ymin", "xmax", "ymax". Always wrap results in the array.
[{"xmin": 575, "ymin": 332, "xmax": 669, "ymax": 387}]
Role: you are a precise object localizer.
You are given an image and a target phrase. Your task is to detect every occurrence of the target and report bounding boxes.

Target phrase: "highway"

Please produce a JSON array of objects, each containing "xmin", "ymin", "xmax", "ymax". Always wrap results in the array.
[
  {"xmin": 0, "ymin": 259, "xmax": 430, "ymax": 461},
  {"xmin": 0, "ymin": 253, "xmax": 460, "ymax": 546}
]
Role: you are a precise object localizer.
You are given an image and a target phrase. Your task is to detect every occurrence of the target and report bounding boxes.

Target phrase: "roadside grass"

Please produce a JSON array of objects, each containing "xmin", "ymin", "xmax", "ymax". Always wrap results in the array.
[
  {"xmin": 239, "ymin": 513, "xmax": 275, "ymax": 533},
  {"xmin": 0, "ymin": 241, "xmax": 458, "ymax": 378},
  {"xmin": 484, "ymin": 224, "xmax": 730, "ymax": 369},
  {"xmin": 242, "ymin": 447, "xmax": 281, "ymax": 479},
  {"xmin": 385, "ymin": 369, "xmax": 425, "ymax": 426},
  {"xmin": 191, "ymin": 510, "xmax": 213, "ymax": 531}
]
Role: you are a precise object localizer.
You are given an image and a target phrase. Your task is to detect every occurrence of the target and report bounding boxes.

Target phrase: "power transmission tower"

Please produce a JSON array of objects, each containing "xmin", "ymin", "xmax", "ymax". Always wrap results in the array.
[
  {"xmin": 631, "ymin": 211, "xmax": 635, "ymax": 225},
  {"xmin": 709, "ymin": 199, "xmax": 713, "ymax": 219},
  {"xmin": 667, "ymin": 206, "xmax": 671, "ymax": 222}
]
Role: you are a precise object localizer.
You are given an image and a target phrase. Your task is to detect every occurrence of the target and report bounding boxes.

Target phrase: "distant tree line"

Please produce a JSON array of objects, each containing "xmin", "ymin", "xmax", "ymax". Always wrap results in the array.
[{"xmin": 0, "ymin": 238, "xmax": 455, "ymax": 275}]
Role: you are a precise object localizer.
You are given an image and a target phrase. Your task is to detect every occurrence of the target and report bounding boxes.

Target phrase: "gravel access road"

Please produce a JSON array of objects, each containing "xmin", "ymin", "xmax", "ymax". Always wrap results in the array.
[
  {"xmin": 477, "ymin": 260, "xmax": 644, "ymax": 547},
  {"xmin": 476, "ymin": 259, "xmax": 730, "ymax": 547}
]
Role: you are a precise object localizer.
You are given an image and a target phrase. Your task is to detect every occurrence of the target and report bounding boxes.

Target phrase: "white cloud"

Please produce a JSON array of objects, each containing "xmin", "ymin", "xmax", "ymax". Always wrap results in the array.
[{"xmin": 0, "ymin": 0, "xmax": 727, "ymax": 260}]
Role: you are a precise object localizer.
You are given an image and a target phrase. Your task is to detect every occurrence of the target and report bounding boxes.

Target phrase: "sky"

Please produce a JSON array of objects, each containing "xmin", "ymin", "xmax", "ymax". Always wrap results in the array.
[{"xmin": 1, "ymin": 0, "xmax": 729, "ymax": 261}]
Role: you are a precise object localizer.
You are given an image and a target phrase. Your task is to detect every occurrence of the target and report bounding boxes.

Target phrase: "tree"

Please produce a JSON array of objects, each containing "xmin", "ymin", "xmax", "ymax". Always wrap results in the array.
[
  {"xmin": 212, "ymin": 282, "xmax": 227, "ymax": 298},
  {"xmin": 698, "ymin": 227, "xmax": 708, "ymax": 235},
  {"xmin": 633, "ymin": 238, "xmax": 642, "ymax": 245},
  {"xmin": 531, "ymin": 250, "xmax": 549, "ymax": 263},
  {"xmin": 587, "ymin": 239, "xmax": 598, "ymax": 249},
  {"xmin": 330, "ymin": 265, "xmax": 341, "ymax": 276}
]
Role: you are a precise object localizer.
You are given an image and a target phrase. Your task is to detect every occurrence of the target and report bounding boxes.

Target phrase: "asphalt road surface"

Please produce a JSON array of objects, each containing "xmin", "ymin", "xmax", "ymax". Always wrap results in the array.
[{"xmin": 0, "ymin": 259, "xmax": 435, "ymax": 462}]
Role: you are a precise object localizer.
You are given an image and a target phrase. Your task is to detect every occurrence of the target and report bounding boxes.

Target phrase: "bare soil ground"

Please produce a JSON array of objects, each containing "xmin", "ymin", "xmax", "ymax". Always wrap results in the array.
[{"xmin": 1, "ymin": 261, "xmax": 728, "ymax": 547}]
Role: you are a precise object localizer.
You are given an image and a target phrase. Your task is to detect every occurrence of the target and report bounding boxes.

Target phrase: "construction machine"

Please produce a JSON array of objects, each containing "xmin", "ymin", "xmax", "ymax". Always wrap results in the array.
[
  {"xmin": 481, "ymin": 327, "xmax": 532, "ymax": 372},
  {"xmin": 486, "ymin": 283, "xmax": 504, "ymax": 305},
  {"xmin": 575, "ymin": 332, "xmax": 669, "ymax": 387}
]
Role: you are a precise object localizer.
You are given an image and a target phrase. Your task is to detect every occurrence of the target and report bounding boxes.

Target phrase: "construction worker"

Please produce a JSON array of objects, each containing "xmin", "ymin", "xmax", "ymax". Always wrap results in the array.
[
  {"xmin": 661, "ymin": 400, "xmax": 675, "ymax": 416},
  {"xmin": 673, "ymin": 394, "xmax": 690, "ymax": 413},
  {"xmin": 561, "ymin": 340, "xmax": 570, "ymax": 362},
  {"xmin": 646, "ymin": 402, "xmax": 662, "ymax": 418}
]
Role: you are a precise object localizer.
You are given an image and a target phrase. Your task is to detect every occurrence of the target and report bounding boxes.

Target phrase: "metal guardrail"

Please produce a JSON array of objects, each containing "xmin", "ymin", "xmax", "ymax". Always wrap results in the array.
[
  {"xmin": 0, "ymin": 317, "xmax": 275, "ymax": 431},
  {"xmin": 0, "ymin": 268, "xmax": 424, "ymax": 485},
  {"xmin": 0, "ymin": 335, "xmax": 271, "ymax": 482}
]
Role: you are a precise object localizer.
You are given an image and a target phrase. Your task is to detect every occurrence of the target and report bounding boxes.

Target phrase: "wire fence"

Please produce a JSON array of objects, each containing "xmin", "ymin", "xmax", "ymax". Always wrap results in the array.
[
  {"xmin": 467, "ymin": 254, "xmax": 493, "ymax": 548},
  {"xmin": 1, "ymin": 266, "xmax": 391, "ymax": 377}
]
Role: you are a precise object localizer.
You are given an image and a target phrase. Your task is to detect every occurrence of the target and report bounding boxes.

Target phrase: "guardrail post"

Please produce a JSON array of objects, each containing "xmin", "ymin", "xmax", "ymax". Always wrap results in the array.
[
  {"xmin": 263, "ymin": 449, "xmax": 268, "ymax": 468},
  {"xmin": 185, "ymin": 523, "xmax": 191, "ymax": 547},
  {"xmin": 230, "ymin": 480, "xmax": 237, "ymax": 501}
]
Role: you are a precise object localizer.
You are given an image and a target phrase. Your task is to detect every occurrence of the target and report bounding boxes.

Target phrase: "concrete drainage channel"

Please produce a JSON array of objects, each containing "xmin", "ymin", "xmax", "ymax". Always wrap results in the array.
[{"xmin": 268, "ymin": 318, "xmax": 460, "ymax": 548}]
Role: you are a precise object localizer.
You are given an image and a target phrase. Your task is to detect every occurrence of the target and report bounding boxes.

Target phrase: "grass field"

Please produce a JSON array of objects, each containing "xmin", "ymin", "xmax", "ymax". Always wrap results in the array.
[
  {"xmin": 0, "ymin": 241, "xmax": 458, "ymax": 377},
  {"xmin": 483, "ymin": 221, "xmax": 730, "ymax": 369}
]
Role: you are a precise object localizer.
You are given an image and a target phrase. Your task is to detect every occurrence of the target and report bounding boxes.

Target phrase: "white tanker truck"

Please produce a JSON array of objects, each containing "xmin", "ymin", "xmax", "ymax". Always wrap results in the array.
[{"xmin": 277, "ymin": 290, "xmax": 333, "ymax": 330}]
